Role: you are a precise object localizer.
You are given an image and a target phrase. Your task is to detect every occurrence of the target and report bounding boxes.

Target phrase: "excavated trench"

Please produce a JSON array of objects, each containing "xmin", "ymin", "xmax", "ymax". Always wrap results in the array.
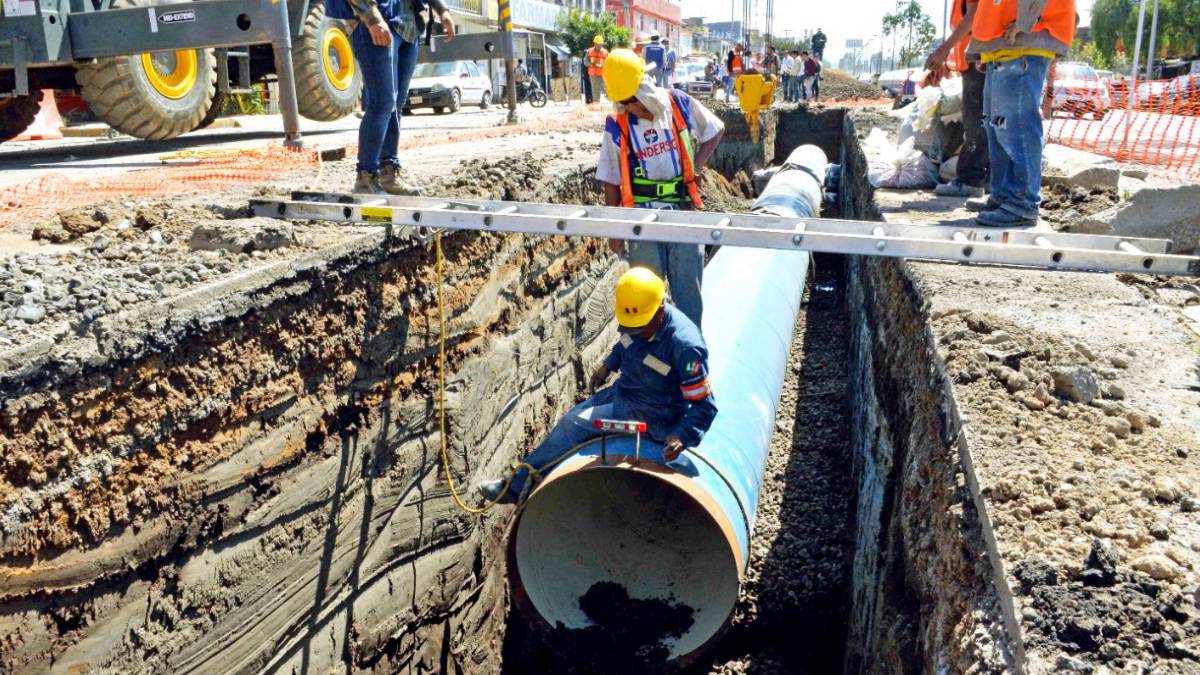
[{"xmin": 0, "ymin": 107, "xmax": 1017, "ymax": 674}]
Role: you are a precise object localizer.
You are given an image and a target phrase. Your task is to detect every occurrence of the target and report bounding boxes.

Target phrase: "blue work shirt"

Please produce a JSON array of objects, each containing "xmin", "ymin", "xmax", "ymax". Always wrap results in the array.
[
  {"xmin": 602, "ymin": 304, "xmax": 717, "ymax": 448},
  {"xmin": 643, "ymin": 42, "xmax": 666, "ymax": 72}
]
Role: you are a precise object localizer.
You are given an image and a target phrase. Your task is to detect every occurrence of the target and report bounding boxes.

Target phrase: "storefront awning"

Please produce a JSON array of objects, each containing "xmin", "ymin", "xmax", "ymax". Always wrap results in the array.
[{"xmin": 545, "ymin": 41, "xmax": 570, "ymax": 59}]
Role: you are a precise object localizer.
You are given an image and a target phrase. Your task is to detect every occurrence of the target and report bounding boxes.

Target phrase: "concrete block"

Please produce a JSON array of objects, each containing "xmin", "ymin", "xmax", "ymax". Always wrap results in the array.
[
  {"xmin": 1041, "ymin": 144, "xmax": 1121, "ymax": 191},
  {"xmin": 1102, "ymin": 183, "xmax": 1200, "ymax": 253}
]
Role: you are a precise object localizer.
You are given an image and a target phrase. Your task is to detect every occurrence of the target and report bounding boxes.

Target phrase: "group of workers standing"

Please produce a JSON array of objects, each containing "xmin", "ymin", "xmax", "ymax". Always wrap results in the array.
[
  {"xmin": 480, "ymin": 46, "xmax": 726, "ymax": 504},
  {"xmin": 705, "ymin": 32, "xmax": 826, "ymax": 104},
  {"xmin": 923, "ymin": 0, "xmax": 1076, "ymax": 227}
]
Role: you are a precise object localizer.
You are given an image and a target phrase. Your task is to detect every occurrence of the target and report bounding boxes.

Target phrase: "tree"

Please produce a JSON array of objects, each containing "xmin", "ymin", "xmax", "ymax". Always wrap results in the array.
[
  {"xmin": 882, "ymin": 1, "xmax": 936, "ymax": 67},
  {"xmin": 557, "ymin": 10, "xmax": 632, "ymax": 57},
  {"xmin": 1092, "ymin": 0, "xmax": 1200, "ymax": 71},
  {"xmin": 1068, "ymin": 39, "xmax": 1112, "ymax": 69}
]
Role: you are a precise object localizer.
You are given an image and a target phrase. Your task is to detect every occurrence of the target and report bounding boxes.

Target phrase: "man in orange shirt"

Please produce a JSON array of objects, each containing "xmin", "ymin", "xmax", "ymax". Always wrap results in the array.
[
  {"xmin": 586, "ymin": 36, "xmax": 609, "ymax": 102},
  {"xmin": 925, "ymin": 0, "xmax": 987, "ymax": 198},
  {"xmin": 964, "ymin": 0, "xmax": 1076, "ymax": 227}
]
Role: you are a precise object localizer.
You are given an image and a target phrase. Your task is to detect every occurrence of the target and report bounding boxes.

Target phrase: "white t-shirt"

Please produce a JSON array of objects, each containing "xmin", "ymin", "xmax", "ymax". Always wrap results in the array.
[
  {"xmin": 788, "ymin": 57, "xmax": 804, "ymax": 76},
  {"xmin": 596, "ymin": 91, "xmax": 724, "ymax": 209},
  {"xmin": 781, "ymin": 55, "xmax": 795, "ymax": 75}
]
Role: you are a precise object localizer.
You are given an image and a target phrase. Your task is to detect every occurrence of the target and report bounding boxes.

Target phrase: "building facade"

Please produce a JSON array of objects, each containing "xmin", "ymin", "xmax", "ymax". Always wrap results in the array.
[
  {"xmin": 552, "ymin": 0, "xmax": 605, "ymax": 14},
  {"xmin": 604, "ymin": 0, "xmax": 683, "ymax": 47}
]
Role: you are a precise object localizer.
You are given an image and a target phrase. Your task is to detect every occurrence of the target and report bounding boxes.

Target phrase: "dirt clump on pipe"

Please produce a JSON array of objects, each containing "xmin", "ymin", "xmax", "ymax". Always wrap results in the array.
[{"xmin": 534, "ymin": 581, "xmax": 694, "ymax": 674}]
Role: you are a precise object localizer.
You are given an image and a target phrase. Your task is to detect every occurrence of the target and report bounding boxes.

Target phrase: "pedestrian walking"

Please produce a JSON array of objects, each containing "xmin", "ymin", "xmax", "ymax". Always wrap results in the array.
[
  {"xmin": 643, "ymin": 34, "xmax": 668, "ymax": 87},
  {"xmin": 586, "ymin": 35, "xmax": 609, "ymax": 102},
  {"xmin": 664, "ymin": 40, "xmax": 678, "ymax": 85},
  {"xmin": 925, "ymin": 0, "xmax": 988, "ymax": 198},
  {"xmin": 800, "ymin": 51, "xmax": 818, "ymax": 101},
  {"xmin": 965, "ymin": 0, "xmax": 1076, "ymax": 227},
  {"xmin": 329, "ymin": 0, "xmax": 456, "ymax": 195},
  {"xmin": 476, "ymin": 268, "xmax": 717, "ymax": 503},
  {"xmin": 725, "ymin": 43, "xmax": 745, "ymax": 100},
  {"xmin": 596, "ymin": 49, "xmax": 726, "ymax": 327},
  {"xmin": 810, "ymin": 54, "xmax": 823, "ymax": 99}
]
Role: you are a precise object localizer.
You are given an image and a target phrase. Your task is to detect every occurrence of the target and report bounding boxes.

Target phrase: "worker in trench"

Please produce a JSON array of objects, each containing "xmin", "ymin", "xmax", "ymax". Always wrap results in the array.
[
  {"xmin": 478, "ymin": 268, "xmax": 718, "ymax": 504},
  {"xmin": 596, "ymin": 48, "xmax": 725, "ymax": 329}
]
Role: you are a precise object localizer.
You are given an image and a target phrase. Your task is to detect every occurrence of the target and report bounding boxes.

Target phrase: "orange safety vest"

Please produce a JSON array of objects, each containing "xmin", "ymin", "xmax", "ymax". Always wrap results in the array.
[
  {"xmin": 613, "ymin": 96, "xmax": 704, "ymax": 209},
  {"xmin": 731, "ymin": 53, "xmax": 744, "ymax": 74},
  {"xmin": 948, "ymin": 0, "xmax": 970, "ymax": 72},
  {"xmin": 972, "ymin": 0, "xmax": 1075, "ymax": 49},
  {"xmin": 587, "ymin": 46, "xmax": 608, "ymax": 77}
]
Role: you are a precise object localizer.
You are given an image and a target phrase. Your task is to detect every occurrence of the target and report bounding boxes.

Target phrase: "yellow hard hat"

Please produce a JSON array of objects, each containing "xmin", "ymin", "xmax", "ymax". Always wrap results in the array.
[
  {"xmin": 603, "ymin": 49, "xmax": 646, "ymax": 103},
  {"xmin": 615, "ymin": 267, "xmax": 665, "ymax": 330},
  {"xmin": 594, "ymin": 35, "xmax": 604, "ymax": 44}
]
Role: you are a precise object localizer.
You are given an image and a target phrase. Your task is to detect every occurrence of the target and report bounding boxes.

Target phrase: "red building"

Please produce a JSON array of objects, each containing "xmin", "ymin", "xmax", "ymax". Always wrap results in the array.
[{"xmin": 605, "ymin": 0, "xmax": 683, "ymax": 48}]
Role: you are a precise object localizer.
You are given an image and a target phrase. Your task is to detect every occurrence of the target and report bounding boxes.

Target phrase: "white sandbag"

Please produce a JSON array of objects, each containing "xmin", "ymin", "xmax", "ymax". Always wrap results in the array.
[{"xmin": 868, "ymin": 135, "xmax": 939, "ymax": 189}]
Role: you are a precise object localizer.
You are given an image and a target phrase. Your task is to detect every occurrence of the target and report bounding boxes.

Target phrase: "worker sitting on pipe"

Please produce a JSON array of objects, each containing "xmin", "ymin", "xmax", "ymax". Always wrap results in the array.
[{"xmin": 477, "ymin": 267, "xmax": 718, "ymax": 504}]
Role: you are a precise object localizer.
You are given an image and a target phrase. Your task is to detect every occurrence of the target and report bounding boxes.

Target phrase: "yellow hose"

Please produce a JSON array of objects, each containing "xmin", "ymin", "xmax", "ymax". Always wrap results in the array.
[{"xmin": 435, "ymin": 231, "xmax": 537, "ymax": 514}]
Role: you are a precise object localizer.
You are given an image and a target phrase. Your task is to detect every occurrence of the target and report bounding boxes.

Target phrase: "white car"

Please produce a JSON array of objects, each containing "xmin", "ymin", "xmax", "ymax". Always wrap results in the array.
[
  {"xmin": 404, "ymin": 61, "xmax": 493, "ymax": 115},
  {"xmin": 1051, "ymin": 61, "xmax": 1111, "ymax": 119}
]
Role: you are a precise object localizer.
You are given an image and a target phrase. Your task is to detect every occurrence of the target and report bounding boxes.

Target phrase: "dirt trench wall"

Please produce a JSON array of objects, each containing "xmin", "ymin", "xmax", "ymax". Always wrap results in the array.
[
  {"xmin": 837, "ymin": 115, "xmax": 1019, "ymax": 674},
  {"xmin": 0, "ymin": 169, "xmax": 615, "ymax": 673}
]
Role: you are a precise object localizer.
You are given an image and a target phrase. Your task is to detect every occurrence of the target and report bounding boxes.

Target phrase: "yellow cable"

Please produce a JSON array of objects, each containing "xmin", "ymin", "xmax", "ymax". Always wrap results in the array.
[{"xmin": 435, "ymin": 232, "xmax": 536, "ymax": 514}]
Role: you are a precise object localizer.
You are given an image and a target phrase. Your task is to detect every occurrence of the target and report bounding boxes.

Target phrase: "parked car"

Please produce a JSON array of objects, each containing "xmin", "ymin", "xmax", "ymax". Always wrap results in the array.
[
  {"xmin": 1050, "ymin": 61, "xmax": 1110, "ymax": 119},
  {"xmin": 404, "ymin": 61, "xmax": 493, "ymax": 115},
  {"xmin": 673, "ymin": 63, "xmax": 715, "ymax": 97}
]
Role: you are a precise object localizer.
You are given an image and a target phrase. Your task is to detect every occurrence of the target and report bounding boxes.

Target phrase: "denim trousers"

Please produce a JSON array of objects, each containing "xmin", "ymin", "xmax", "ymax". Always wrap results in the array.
[
  {"xmin": 984, "ymin": 55, "xmax": 1050, "ymax": 218},
  {"xmin": 958, "ymin": 64, "xmax": 989, "ymax": 187},
  {"xmin": 780, "ymin": 74, "xmax": 791, "ymax": 101},
  {"xmin": 508, "ymin": 387, "xmax": 617, "ymax": 495},
  {"xmin": 628, "ymin": 240, "xmax": 704, "ymax": 329},
  {"xmin": 349, "ymin": 26, "xmax": 419, "ymax": 174},
  {"xmin": 787, "ymin": 75, "xmax": 802, "ymax": 102}
]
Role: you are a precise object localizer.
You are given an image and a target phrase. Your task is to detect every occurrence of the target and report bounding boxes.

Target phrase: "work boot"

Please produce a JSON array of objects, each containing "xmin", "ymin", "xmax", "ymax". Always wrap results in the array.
[
  {"xmin": 976, "ymin": 208, "xmax": 1037, "ymax": 228},
  {"xmin": 353, "ymin": 170, "xmax": 385, "ymax": 195},
  {"xmin": 935, "ymin": 180, "xmax": 985, "ymax": 198},
  {"xmin": 378, "ymin": 164, "xmax": 424, "ymax": 196},
  {"xmin": 478, "ymin": 479, "xmax": 519, "ymax": 505},
  {"xmin": 965, "ymin": 195, "xmax": 1001, "ymax": 212}
]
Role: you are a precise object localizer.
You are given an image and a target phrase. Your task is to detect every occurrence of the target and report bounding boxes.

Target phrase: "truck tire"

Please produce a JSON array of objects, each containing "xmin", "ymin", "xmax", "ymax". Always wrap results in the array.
[
  {"xmin": 75, "ymin": 0, "xmax": 217, "ymax": 141},
  {"xmin": 293, "ymin": 3, "xmax": 362, "ymax": 121},
  {"xmin": 195, "ymin": 87, "xmax": 227, "ymax": 130},
  {"xmin": 0, "ymin": 94, "xmax": 41, "ymax": 143}
]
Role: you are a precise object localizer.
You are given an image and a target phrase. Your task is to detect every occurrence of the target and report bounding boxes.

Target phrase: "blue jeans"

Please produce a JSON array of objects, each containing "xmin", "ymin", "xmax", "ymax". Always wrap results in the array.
[
  {"xmin": 723, "ymin": 76, "xmax": 734, "ymax": 101},
  {"xmin": 349, "ymin": 26, "xmax": 419, "ymax": 174},
  {"xmin": 984, "ymin": 56, "xmax": 1050, "ymax": 219},
  {"xmin": 786, "ymin": 75, "xmax": 802, "ymax": 102},
  {"xmin": 509, "ymin": 387, "xmax": 616, "ymax": 495},
  {"xmin": 628, "ymin": 240, "xmax": 704, "ymax": 329},
  {"xmin": 780, "ymin": 74, "xmax": 791, "ymax": 101}
]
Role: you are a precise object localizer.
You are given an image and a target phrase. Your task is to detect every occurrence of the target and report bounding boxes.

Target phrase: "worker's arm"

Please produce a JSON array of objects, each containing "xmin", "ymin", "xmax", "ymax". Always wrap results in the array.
[
  {"xmin": 346, "ymin": 0, "xmax": 387, "ymax": 43},
  {"xmin": 664, "ymin": 346, "xmax": 718, "ymax": 460},
  {"xmin": 693, "ymin": 129, "xmax": 723, "ymax": 172},
  {"xmin": 924, "ymin": 1, "xmax": 977, "ymax": 85},
  {"xmin": 602, "ymin": 182, "xmax": 624, "ymax": 254},
  {"xmin": 1007, "ymin": 0, "xmax": 1052, "ymax": 42},
  {"xmin": 592, "ymin": 338, "xmax": 625, "ymax": 390},
  {"xmin": 427, "ymin": 0, "xmax": 456, "ymax": 39}
]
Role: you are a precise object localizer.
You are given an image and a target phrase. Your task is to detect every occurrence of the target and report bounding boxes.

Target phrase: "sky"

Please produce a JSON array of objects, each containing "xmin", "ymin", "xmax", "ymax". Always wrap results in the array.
[{"xmin": 678, "ymin": 0, "xmax": 1095, "ymax": 63}]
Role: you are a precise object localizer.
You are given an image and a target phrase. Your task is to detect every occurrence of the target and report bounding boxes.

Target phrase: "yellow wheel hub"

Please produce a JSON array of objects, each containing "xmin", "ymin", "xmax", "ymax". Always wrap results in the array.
[
  {"xmin": 140, "ymin": 49, "xmax": 199, "ymax": 99},
  {"xmin": 322, "ymin": 26, "xmax": 354, "ymax": 91}
]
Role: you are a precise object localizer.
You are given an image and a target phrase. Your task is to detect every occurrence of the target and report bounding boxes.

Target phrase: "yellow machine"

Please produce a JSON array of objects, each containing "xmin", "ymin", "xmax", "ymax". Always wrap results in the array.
[{"xmin": 734, "ymin": 74, "xmax": 777, "ymax": 143}]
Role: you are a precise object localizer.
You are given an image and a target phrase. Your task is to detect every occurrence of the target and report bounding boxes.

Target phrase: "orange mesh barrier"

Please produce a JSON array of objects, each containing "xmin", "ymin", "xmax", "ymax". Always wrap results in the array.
[
  {"xmin": 0, "ymin": 105, "xmax": 609, "ymax": 229},
  {"xmin": 1045, "ymin": 76, "xmax": 1200, "ymax": 180}
]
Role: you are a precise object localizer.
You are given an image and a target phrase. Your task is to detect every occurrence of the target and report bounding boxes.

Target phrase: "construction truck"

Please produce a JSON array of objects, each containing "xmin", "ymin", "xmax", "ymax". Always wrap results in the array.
[{"xmin": 0, "ymin": 0, "xmax": 369, "ymax": 143}]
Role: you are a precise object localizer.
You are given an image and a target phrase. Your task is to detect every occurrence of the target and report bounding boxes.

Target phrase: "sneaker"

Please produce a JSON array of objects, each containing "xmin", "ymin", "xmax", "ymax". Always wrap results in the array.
[
  {"xmin": 976, "ymin": 208, "xmax": 1038, "ymax": 228},
  {"xmin": 935, "ymin": 181, "xmax": 985, "ymax": 198},
  {"xmin": 353, "ymin": 170, "xmax": 385, "ymax": 195},
  {"xmin": 477, "ymin": 479, "xmax": 519, "ymax": 505},
  {"xmin": 965, "ymin": 196, "xmax": 1000, "ymax": 212},
  {"xmin": 378, "ymin": 164, "xmax": 424, "ymax": 196}
]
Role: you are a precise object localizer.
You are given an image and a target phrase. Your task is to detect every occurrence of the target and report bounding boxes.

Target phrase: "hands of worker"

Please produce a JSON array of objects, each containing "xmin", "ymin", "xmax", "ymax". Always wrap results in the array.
[
  {"xmin": 922, "ymin": 45, "xmax": 950, "ymax": 86},
  {"xmin": 589, "ymin": 365, "xmax": 611, "ymax": 392},
  {"xmin": 1003, "ymin": 23, "xmax": 1024, "ymax": 46},
  {"xmin": 368, "ymin": 23, "xmax": 392, "ymax": 48},
  {"xmin": 662, "ymin": 434, "xmax": 684, "ymax": 462},
  {"xmin": 440, "ymin": 13, "xmax": 456, "ymax": 41},
  {"xmin": 608, "ymin": 239, "xmax": 626, "ymax": 257}
]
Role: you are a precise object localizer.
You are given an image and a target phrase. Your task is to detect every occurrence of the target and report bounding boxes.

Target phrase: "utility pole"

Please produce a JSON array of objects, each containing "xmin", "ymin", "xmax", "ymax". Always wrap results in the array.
[
  {"xmin": 499, "ymin": 0, "xmax": 518, "ymax": 124},
  {"xmin": 1145, "ymin": 0, "xmax": 1161, "ymax": 80}
]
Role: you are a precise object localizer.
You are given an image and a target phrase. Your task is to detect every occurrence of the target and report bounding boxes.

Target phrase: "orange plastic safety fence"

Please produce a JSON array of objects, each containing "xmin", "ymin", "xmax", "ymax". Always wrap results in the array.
[
  {"xmin": 0, "ymin": 146, "xmax": 319, "ymax": 229},
  {"xmin": 1045, "ymin": 75, "xmax": 1200, "ymax": 180},
  {"xmin": 0, "ymin": 105, "xmax": 609, "ymax": 229}
]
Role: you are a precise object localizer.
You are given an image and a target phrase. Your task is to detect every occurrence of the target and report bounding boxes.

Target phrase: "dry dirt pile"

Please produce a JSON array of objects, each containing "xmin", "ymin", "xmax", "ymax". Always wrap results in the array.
[
  {"xmin": 820, "ymin": 70, "xmax": 886, "ymax": 101},
  {"xmin": 1040, "ymin": 184, "xmax": 1122, "ymax": 229},
  {"xmin": 934, "ymin": 308, "xmax": 1200, "ymax": 671}
]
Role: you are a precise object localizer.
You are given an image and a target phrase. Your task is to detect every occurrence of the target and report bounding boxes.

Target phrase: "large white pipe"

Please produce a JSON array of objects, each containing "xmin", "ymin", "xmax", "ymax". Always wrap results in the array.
[{"xmin": 506, "ymin": 145, "xmax": 830, "ymax": 668}]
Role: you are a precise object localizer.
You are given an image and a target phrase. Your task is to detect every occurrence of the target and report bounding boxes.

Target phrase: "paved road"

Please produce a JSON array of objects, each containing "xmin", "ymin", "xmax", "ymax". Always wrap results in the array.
[{"xmin": 0, "ymin": 101, "xmax": 586, "ymax": 188}]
